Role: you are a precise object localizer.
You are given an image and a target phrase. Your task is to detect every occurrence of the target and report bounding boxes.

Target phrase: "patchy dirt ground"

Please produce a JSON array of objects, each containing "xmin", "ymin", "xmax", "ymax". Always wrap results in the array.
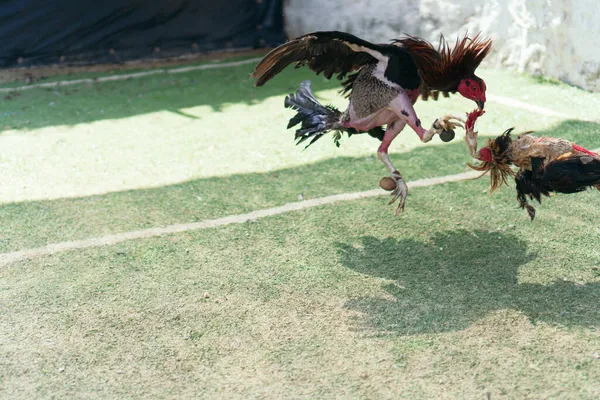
[{"xmin": 0, "ymin": 48, "xmax": 269, "ymax": 84}]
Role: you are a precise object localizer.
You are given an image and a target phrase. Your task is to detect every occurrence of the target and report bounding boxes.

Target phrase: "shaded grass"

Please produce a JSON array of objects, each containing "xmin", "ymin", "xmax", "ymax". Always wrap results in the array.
[
  {"xmin": 0, "ymin": 56, "xmax": 594, "ymax": 209},
  {"xmin": 1, "ymin": 119, "xmax": 599, "ymax": 254},
  {"xmin": 3, "ymin": 57, "xmax": 600, "ymax": 399},
  {"xmin": 0, "ymin": 53, "xmax": 267, "ymax": 89},
  {"xmin": 0, "ymin": 59, "xmax": 333, "ymax": 132},
  {"xmin": 2, "ymin": 178, "xmax": 600, "ymax": 399}
]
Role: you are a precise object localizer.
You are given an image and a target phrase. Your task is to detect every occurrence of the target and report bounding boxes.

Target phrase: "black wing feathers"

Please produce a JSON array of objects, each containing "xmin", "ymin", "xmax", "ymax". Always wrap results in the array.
[
  {"xmin": 252, "ymin": 31, "xmax": 379, "ymax": 87},
  {"xmin": 515, "ymin": 154, "xmax": 600, "ymax": 219},
  {"xmin": 539, "ymin": 155, "xmax": 600, "ymax": 193}
]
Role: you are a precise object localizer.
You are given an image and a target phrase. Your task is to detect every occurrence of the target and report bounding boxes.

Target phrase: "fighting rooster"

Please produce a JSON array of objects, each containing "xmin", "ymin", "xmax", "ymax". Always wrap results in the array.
[
  {"xmin": 464, "ymin": 111, "xmax": 600, "ymax": 219},
  {"xmin": 251, "ymin": 31, "xmax": 492, "ymax": 213}
]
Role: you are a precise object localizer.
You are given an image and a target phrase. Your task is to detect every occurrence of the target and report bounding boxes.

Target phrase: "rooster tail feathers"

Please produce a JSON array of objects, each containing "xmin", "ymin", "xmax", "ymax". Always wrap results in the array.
[
  {"xmin": 515, "ymin": 154, "xmax": 600, "ymax": 220},
  {"xmin": 284, "ymin": 80, "xmax": 344, "ymax": 148}
]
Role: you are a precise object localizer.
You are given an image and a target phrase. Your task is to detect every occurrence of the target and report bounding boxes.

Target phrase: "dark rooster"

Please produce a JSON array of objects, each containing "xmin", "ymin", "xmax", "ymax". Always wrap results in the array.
[
  {"xmin": 464, "ymin": 110, "xmax": 600, "ymax": 219},
  {"xmin": 251, "ymin": 31, "xmax": 492, "ymax": 214}
]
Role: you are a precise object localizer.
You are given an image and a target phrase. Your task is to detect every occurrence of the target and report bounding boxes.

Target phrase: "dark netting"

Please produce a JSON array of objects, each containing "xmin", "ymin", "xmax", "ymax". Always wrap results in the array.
[{"xmin": 0, "ymin": 0, "xmax": 284, "ymax": 67}]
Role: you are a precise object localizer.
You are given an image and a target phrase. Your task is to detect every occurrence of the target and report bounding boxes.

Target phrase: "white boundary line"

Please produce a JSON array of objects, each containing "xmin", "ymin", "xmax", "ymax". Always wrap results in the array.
[
  {"xmin": 0, "ymin": 57, "xmax": 585, "ymax": 122},
  {"xmin": 0, "ymin": 60, "xmax": 592, "ymax": 265},
  {"xmin": 0, "ymin": 171, "xmax": 480, "ymax": 266},
  {"xmin": 0, "ymin": 58, "xmax": 263, "ymax": 93},
  {"xmin": 487, "ymin": 94, "xmax": 574, "ymax": 119}
]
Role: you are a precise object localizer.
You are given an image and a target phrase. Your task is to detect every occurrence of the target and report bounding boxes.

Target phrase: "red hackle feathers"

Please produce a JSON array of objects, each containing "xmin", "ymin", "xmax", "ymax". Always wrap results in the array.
[
  {"xmin": 572, "ymin": 144, "xmax": 597, "ymax": 157},
  {"xmin": 419, "ymin": 87, "xmax": 451, "ymax": 102},
  {"xmin": 396, "ymin": 33, "xmax": 492, "ymax": 91}
]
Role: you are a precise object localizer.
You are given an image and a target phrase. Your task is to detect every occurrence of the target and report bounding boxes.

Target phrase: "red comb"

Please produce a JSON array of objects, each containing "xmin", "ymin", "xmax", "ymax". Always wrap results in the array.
[{"xmin": 478, "ymin": 147, "xmax": 493, "ymax": 162}]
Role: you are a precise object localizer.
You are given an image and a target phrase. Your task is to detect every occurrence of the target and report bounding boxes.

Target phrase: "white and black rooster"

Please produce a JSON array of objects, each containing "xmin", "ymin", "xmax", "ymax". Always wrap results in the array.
[{"xmin": 252, "ymin": 31, "xmax": 492, "ymax": 213}]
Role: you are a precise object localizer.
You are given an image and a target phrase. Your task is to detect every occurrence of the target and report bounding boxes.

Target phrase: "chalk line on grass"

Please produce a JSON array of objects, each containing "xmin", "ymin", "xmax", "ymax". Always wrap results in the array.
[
  {"xmin": 0, "ymin": 58, "xmax": 590, "ymax": 123},
  {"xmin": 1, "ymin": 59, "xmax": 594, "ymax": 266},
  {"xmin": 487, "ymin": 94, "xmax": 574, "ymax": 119},
  {"xmin": 0, "ymin": 170, "xmax": 480, "ymax": 266},
  {"xmin": 0, "ymin": 58, "xmax": 263, "ymax": 93}
]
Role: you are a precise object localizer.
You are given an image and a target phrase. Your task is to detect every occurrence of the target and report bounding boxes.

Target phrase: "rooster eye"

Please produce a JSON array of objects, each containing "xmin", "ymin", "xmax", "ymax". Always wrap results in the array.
[{"xmin": 472, "ymin": 86, "xmax": 478, "ymax": 92}]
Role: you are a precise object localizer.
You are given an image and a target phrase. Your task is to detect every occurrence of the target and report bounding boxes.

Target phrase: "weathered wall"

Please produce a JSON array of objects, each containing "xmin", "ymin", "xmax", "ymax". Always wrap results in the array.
[{"xmin": 284, "ymin": 0, "xmax": 600, "ymax": 91}]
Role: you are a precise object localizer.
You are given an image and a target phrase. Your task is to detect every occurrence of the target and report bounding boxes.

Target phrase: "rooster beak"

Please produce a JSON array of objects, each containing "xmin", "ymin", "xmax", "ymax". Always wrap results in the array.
[{"xmin": 476, "ymin": 99, "xmax": 485, "ymax": 111}]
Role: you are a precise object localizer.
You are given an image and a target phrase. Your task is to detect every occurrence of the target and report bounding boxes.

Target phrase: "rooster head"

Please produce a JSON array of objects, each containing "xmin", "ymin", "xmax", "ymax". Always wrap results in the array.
[
  {"xmin": 458, "ymin": 76, "xmax": 486, "ymax": 110},
  {"xmin": 468, "ymin": 128, "xmax": 515, "ymax": 192}
]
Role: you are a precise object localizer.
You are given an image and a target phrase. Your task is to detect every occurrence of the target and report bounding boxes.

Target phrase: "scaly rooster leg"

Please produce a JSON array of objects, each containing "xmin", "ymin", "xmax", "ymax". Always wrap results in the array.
[
  {"xmin": 389, "ymin": 96, "xmax": 464, "ymax": 143},
  {"xmin": 377, "ymin": 120, "xmax": 408, "ymax": 214},
  {"xmin": 461, "ymin": 109, "xmax": 485, "ymax": 158}
]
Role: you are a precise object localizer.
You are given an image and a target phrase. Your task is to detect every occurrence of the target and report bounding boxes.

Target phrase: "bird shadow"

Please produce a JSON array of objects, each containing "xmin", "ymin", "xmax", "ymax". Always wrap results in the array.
[{"xmin": 338, "ymin": 230, "xmax": 600, "ymax": 336}]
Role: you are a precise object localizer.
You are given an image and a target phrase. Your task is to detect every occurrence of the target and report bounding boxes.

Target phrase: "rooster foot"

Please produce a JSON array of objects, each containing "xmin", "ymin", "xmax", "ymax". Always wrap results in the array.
[
  {"xmin": 435, "ymin": 115, "xmax": 465, "ymax": 130},
  {"xmin": 518, "ymin": 198, "xmax": 537, "ymax": 220},
  {"xmin": 387, "ymin": 170, "xmax": 408, "ymax": 215},
  {"xmin": 432, "ymin": 115, "xmax": 466, "ymax": 142},
  {"xmin": 332, "ymin": 131, "xmax": 342, "ymax": 147}
]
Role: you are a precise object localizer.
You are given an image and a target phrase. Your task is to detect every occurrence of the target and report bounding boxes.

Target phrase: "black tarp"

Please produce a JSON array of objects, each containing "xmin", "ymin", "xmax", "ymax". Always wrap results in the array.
[{"xmin": 0, "ymin": 0, "xmax": 284, "ymax": 67}]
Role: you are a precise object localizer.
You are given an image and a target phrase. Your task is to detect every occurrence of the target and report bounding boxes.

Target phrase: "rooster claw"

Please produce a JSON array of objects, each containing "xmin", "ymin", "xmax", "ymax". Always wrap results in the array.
[
  {"xmin": 387, "ymin": 171, "xmax": 408, "ymax": 215},
  {"xmin": 433, "ymin": 115, "xmax": 465, "ymax": 131},
  {"xmin": 428, "ymin": 115, "xmax": 465, "ymax": 143}
]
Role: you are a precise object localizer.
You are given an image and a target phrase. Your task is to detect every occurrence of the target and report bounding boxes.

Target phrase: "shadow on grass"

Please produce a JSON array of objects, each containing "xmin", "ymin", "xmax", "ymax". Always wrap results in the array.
[
  {"xmin": 0, "ymin": 63, "xmax": 341, "ymax": 132},
  {"xmin": 3, "ymin": 120, "xmax": 600, "ymax": 253},
  {"xmin": 3, "ymin": 51, "xmax": 598, "ymax": 137},
  {"xmin": 339, "ymin": 231, "xmax": 600, "ymax": 334},
  {"xmin": 0, "ymin": 139, "xmax": 466, "ymax": 252}
]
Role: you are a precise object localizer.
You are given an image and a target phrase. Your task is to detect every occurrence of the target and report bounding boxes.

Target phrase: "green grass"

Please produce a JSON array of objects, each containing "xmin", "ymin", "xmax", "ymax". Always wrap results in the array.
[
  {"xmin": 2, "ymin": 57, "xmax": 600, "ymax": 398},
  {"xmin": 2, "ymin": 59, "xmax": 600, "ymax": 252},
  {"xmin": 2, "ymin": 181, "xmax": 600, "ymax": 398},
  {"xmin": 480, "ymin": 67, "xmax": 600, "ymax": 121},
  {"xmin": 1, "ymin": 118, "xmax": 600, "ymax": 254},
  {"xmin": 0, "ymin": 54, "xmax": 265, "ymax": 89}
]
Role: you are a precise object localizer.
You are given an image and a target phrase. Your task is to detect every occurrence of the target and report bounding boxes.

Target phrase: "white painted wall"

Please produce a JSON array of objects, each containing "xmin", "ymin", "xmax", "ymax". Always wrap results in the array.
[{"xmin": 284, "ymin": 0, "xmax": 600, "ymax": 91}]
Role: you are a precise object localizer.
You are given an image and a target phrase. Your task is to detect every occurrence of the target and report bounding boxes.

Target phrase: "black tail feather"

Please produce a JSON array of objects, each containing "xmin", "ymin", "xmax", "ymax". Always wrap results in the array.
[
  {"xmin": 515, "ymin": 154, "xmax": 600, "ymax": 220},
  {"xmin": 284, "ymin": 80, "xmax": 344, "ymax": 148}
]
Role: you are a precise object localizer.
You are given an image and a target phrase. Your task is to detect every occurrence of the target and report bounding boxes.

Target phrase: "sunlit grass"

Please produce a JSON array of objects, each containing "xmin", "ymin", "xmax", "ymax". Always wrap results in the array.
[
  {"xmin": 2, "ymin": 58, "xmax": 600, "ymax": 399},
  {"xmin": 2, "ymin": 179, "xmax": 600, "ymax": 398}
]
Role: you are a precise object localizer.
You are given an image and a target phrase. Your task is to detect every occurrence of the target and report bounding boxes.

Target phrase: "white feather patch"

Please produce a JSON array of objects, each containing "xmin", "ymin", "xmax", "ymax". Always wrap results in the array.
[{"xmin": 343, "ymin": 41, "xmax": 399, "ymax": 88}]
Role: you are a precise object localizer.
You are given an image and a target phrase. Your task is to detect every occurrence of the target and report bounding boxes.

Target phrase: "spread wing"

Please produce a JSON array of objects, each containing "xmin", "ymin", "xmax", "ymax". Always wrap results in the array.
[{"xmin": 251, "ymin": 31, "xmax": 382, "ymax": 87}]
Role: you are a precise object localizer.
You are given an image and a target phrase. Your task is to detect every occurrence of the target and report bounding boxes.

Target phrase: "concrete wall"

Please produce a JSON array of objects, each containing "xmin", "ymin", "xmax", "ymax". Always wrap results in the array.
[{"xmin": 284, "ymin": 0, "xmax": 600, "ymax": 91}]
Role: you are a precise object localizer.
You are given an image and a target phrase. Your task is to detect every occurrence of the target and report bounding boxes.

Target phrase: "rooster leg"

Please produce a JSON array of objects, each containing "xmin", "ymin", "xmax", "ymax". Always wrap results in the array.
[
  {"xmin": 377, "ymin": 120, "xmax": 408, "ymax": 214},
  {"xmin": 389, "ymin": 95, "xmax": 464, "ymax": 143}
]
